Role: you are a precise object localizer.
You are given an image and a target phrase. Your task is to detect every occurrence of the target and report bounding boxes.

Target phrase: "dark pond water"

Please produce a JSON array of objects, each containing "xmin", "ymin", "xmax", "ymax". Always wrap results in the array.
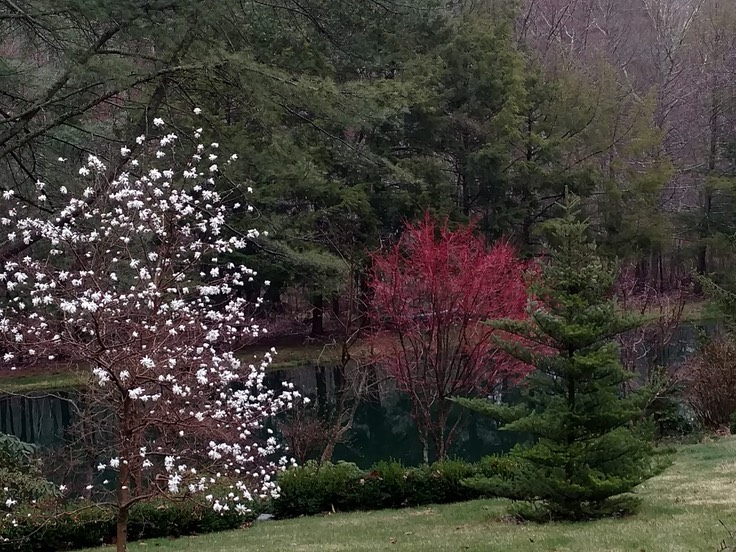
[
  {"xmin": 0, "ymin": 366, "xmax": 518, "ymax": 470},
  {"xmin": 273, "ymin": 365, "xmax": 521, "ymax": 466},
  {"xmin": 0, "ymin": 321, "xmax": 708, "ymax": 471}
]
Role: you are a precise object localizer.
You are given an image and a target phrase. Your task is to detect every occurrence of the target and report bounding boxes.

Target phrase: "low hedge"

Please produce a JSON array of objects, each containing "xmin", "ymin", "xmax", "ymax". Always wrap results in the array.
[
  {"xmin": 0, "ymin": 499, "xmax": 258, "ymax": 551},
  {"xmin": 272, "ymin": 456, "xmax": 519, "ymax": 518},
  {"xmin": 0, "ymin": 457, "xmax": 518, "ymax": 549}
]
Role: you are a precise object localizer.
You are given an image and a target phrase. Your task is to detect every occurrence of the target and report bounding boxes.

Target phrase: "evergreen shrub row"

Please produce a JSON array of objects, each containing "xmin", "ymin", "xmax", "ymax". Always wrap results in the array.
[
  {"xmin": 0, "ymin": 457, "xmax": 520, "ymax": 550},
  {"xmin": 272, "ymin": 456, "xmax": 519, "ymax": 518},
  {"xmin": 0, "ymin": 499, "xmax": 255, "ymax": 552}
]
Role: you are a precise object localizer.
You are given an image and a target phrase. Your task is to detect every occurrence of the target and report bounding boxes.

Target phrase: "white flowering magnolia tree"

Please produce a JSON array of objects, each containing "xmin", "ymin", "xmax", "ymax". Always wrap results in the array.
[{"xmin": 0, "ymin": 117, "xmax": 301, "ymax": 551}]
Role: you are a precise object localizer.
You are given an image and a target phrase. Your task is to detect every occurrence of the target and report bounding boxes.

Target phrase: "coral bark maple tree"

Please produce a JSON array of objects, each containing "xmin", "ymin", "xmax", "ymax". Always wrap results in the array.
[{"xmin": 369, "ymin": 215, "xmax": 529, "ymax": 462}]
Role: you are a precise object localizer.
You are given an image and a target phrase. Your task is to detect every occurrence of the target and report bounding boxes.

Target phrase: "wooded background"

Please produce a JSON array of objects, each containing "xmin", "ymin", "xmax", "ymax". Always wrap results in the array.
[{"xmin": 1, "ymin": 0, "xmax": 732, "ymax": 334}]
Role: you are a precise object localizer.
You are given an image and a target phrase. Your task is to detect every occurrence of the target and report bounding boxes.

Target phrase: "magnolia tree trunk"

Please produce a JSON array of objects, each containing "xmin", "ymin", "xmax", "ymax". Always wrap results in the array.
[
  {"xmin": 116, "ymin": 506, "xmax": 129, "ymax": 552},
  {"xmin": 117, "ymin": 461, "xmax": 130, "ymax": 552}
]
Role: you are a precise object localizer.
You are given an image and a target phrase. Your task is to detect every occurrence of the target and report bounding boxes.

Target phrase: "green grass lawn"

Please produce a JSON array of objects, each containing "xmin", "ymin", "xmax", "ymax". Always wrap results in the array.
[{"xmin": 82, "ymin": 437, "xmax": 736, "ymax": 552}]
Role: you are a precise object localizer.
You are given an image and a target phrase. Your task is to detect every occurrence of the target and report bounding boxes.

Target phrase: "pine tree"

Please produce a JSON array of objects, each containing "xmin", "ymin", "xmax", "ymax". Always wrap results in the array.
[{"xmin": 457, "ymin": 194, "xmax": 659, "ymax": 521}]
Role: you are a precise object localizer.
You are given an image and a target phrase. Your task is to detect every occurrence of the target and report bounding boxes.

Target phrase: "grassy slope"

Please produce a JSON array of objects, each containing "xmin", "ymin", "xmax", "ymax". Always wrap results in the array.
[{"xmin": 83, "ymin": 437, "xmax": 736, "ymax": 552}]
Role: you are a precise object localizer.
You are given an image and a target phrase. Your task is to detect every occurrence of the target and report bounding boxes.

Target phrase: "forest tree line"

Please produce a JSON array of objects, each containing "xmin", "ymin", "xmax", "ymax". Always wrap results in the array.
[{"xmin": 1, "ymin": 0, "xmax": 734, "ymax": 331}]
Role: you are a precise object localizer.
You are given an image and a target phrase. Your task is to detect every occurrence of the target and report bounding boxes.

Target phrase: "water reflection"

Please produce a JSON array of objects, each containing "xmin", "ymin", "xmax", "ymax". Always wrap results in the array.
[
  {"xmin": 0, "ymin": 322, "xmax": 708, "ymax": 469},
  {"xmin": 269, "ymin": 365, "xmax": 521, "ymax": 467},
  {"xmin": 0, "ymin": 391, "xmax": 75, "ymax": 447},
  {"xmin": 0, "ymin": 366, "xmax": 518, "ymax": 470}
]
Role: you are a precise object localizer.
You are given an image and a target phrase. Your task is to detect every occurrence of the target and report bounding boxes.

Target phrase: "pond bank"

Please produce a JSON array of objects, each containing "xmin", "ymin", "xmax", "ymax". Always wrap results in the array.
[{"xmin": 0, "ymin": 337, "xmax": 350, "ymax": 394}]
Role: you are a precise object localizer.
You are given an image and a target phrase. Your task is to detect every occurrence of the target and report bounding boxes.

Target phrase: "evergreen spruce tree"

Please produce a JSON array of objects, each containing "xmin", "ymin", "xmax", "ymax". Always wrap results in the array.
[{"xmin": 457, "ymin": 194, "xmax": 658, "ymax": 521}]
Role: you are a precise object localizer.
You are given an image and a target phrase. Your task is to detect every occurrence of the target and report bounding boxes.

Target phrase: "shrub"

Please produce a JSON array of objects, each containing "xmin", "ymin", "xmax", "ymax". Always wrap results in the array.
[
  {"xmin": 272, "ymin": 456, "xmax": 517, "ymax": 519},
  {"xmin": 0, "ymin": 499, "xmax": 254, "ymax": 551},
  {"xmin": 406, "ymin": 459, "xmax": 478, "ymax": 505},
  {"xmin": 0, "ymin": 434, "xmax": 56, "ymax": 511},
  {"xmin": 272, "ymin": 460, "xmax": 363, "ymax": 518},
  {"xmin": 686, "ymin": 337, "xmax": 736, "ymax": 429},
  {"xmin": 0, "ymin": 503, "xmax": 113, "ymax": 552},
  {"xmin": 1, "ymin": 457, "xmax": 520, "ymax": 546},
  {"xmin": 356, "ymin": 460, "xmax": 409, "ymax": 509}
]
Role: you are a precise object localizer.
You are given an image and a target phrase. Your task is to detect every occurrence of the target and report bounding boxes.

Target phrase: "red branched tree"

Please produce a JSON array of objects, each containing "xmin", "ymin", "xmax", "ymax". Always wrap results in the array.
[{"xmin": 368, "ymin": 214, "xmax": 530, "ymax": 462}]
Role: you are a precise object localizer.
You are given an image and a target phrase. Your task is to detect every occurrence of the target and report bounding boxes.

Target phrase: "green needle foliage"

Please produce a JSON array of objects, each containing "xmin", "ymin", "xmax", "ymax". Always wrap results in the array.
[{"xmin": 456, "ymin": 194, "xmax": 660, "ymax": 521}]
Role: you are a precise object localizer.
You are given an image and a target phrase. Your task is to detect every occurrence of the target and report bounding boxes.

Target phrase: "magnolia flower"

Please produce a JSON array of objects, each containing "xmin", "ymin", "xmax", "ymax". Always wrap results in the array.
[
  {"xmin": 153, "ymin": 118, "xmax": 165, "ymax": 127},
  {"xmin": 193, "ymin": 107, "xmax": 202, "ymax": 115}
]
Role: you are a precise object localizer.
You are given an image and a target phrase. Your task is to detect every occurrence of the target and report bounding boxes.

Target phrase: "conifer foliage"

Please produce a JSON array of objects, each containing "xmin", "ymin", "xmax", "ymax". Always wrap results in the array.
[{"xmin": 457, "ymin": 196, "xmax": 658, "ymax": 521}]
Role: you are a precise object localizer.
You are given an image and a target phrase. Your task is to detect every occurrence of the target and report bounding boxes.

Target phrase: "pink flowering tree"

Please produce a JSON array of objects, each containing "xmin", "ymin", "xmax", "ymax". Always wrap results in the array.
[{"xmin": 0, "ymin": 117, "xmax": 301, "ymax": 551}]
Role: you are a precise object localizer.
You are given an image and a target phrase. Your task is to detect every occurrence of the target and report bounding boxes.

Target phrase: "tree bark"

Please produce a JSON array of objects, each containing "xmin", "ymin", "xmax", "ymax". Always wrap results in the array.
[
  {"xmin": 421, "ymin": 437, "xmax": 429, "ymax": 465},
  {"xmin": 116, "ymin": 504, "xmax": 129, "ymax": 552},
  {"xmin": 117, "ymin": 396, "xmax": 133, "ymax": 552},
  {"xmin": 356, "ymin": 267, "xmax": 372, "ymax": 330},
  {"xmin": 311, "ymin": 293, "xmax": 324, "ymax": 336},
  {"xmin": 696, "ymin": 74, "xmax": 720, "ymax": 291},
  {"xmin": 116, "ymin": 468, "xmax": 130, "ymax": 552},
  {"xmin": 331, "ymin": 296, "xmax": 340, "ymax": 320}
]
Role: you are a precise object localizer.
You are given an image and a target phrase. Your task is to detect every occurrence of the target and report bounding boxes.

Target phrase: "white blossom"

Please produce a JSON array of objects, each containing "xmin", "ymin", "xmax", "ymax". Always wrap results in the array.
[{"xmin": 0, "ymin": 129, "xmax": 298, "ymax": 520}]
